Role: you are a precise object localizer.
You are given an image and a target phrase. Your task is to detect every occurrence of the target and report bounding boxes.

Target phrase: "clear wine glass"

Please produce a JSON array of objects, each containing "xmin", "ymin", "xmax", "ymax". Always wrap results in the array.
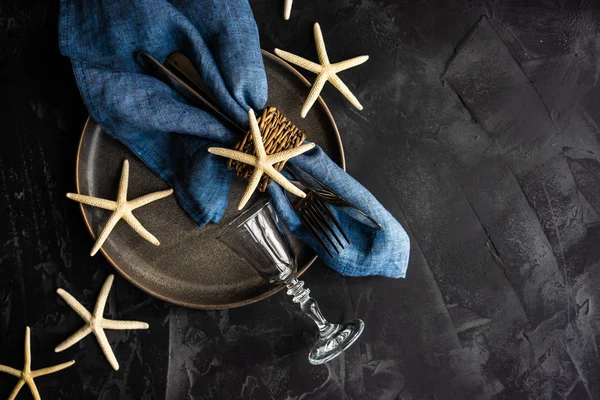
[{"xmin": 218, "ymin": 199, "xmax": 364, "ymax": 364}]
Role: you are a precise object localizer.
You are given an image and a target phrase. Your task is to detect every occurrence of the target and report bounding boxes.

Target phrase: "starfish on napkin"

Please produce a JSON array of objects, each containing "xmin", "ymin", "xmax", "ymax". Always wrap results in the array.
[
  {"xmin": 55, "ymin": 275, "xmax": 149, "ymax": 370},
  {"xmin": 284, "ymin": 0, "xmax": 294, "ymax": 20},
  {"xmin": 66, "ymin": 159, "xmax": 173, "ymax": 256},
  {"xmin": 209, "ymin": 109, "xmax": 315, "ymax": 210},
  {"xmin": 275, "ymin": 22, "xmax": 369, "ymax": 118},
  {"xmin": 0, "ymin": 327, "xmax": 75, "ymax": 400}
]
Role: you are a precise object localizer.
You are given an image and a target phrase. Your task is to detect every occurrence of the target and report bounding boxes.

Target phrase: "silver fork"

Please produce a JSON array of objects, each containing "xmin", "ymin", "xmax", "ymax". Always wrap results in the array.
[
  {"xmin": 285, "ymin": 163, "xmax": 382, "ymax": 230},
  {"xmin": 287, "ymin": 188, "xmax": 350, "ymax": 258}
]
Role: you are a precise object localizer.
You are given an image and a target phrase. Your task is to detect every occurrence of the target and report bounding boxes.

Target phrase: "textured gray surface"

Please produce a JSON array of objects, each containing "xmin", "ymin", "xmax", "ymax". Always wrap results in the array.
[
  {"xmin": 1, "ymin": 0, "xmax": 600, "ymax": 399},
  {"xmin": 75, "ymin": 52, "xmax": 344, "ymax": 308}
]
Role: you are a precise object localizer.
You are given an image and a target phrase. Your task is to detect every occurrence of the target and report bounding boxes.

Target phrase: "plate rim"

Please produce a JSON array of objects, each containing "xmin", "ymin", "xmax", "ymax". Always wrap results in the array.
[{"xmin": 75, "ymin": 49, "xmax": 346, "ymax": 309}]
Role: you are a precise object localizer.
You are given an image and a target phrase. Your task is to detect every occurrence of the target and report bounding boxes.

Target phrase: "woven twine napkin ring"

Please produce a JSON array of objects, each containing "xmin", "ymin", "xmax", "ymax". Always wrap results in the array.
[
  {"xmin": 228, "ymin": 106, "xmax": 306, "ymax": 191},
  {"xmin": 209, "ymin": 107, "xmax": 315, "ymax": 209}
]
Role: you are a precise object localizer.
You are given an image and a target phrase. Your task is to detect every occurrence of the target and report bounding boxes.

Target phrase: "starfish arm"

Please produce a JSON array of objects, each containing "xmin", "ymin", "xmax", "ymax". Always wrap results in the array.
[
  {"xmin": 237, "ymin": 169, "xmax": 263, "ymax": 210},
  {"xmin": 248, "ymin": 109, "xmax": 267, "ymax": 159},
  {"xmin": 283, "ymin": 0, "xmax": 293, "ymax": 20},
  {"xmin": 264, "ymin": 166, "xmax": 307, "ymax": 198},
  {"xmin": 8, "ymin": 379, "xmax": 25, "ymax": 400},
  {"xmin": 94, "ymin": 328, "xmax": 119, "ymax": 370},
  {"xmin": 90, "ymin": 209, "xmax": 123, "ymax": 256},
  {"xmin": 274, "ymin": 49, "xmax": 322, "ymax": 74},
  {"xmin": 54, "ymin": 325, "xmax": 93, "ymax": 352},
  {"xmin": 26, "ymin": 379, "xmax": 41, "ymax": 400},
  {"xmin": 122, "ymin": 212, "xmax": 160, "ymax": 246},
  {"xmin": 102, "ymin": 319, "xmax": 149, "ymax": 330},
  {"xmin": 267, "ymin": 143, "xmax": 316, "ymax": 164},
  {"xmin": 24, "ymin": 327, "xmax": 31, "ymax": 372},
  {"xmin": 66, "ymin": 193, "xmax": 117, "ymax": 210},
  {"xmin": 117, "ymin": 160, "xmax": 130, "ymax": 203},
  {"xmin": 313, "ymin": 23, "xmax": 330, "ymax": 65},
  {"xmin": 301, "ymin": 72, "xmax": 329, "ymax": 118},
  {"xmin": 333, "ymin": 55, "xmax": 369, "ymax": 73},
  {"xmin": 128, "ymin": 189, "xmax": 174, "ymax": 209},
  {"xmin": 328, "ymin": 73, "xmax": 364, "ymax": 110},
  {"xmin": 30, "ymin": 360, "xmax": 75, "ymax": 378},
  {"xmin": 56, "ymin": 289, "xmax": 92, "ymax": 322},
  {"xmin": 0, "ymin": 364, "xmax": 21, "ymax": 377},
  {"xmin": 93, "ymin": 275, "xmax": 114, "ymax": 318},
  {"xmin": 208, "ymin": 147, "xmax": 258, "ymax": 165}
]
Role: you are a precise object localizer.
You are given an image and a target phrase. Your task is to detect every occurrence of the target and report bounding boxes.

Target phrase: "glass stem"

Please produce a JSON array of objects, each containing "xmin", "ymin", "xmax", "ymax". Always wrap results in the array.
[{"xmin": 285, "ymin": 277, "xmax": 337, "ymax": 336}]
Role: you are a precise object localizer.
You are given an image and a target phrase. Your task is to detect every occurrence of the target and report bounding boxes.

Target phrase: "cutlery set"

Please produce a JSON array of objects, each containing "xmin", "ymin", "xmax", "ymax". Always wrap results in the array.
[{"xmin": 135, "ymin": 51, "xmax": 382, "ymax": 258}]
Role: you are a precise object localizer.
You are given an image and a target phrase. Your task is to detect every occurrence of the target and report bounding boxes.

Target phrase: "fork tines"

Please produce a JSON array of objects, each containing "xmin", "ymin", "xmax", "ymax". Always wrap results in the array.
[{"xmin": 296, "ymin": 194, "xmax": 350, "ymax": 257}]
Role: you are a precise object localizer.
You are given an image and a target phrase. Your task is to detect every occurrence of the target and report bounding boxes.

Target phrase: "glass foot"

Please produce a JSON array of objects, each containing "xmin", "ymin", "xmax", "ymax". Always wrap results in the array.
[{"xmin": 308, "ymin": 319, "xmax": 365, "ymax": 365}]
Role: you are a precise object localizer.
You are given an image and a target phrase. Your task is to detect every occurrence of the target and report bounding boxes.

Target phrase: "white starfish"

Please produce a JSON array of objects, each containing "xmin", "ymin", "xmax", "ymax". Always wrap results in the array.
[
  {"xmin": 275, "ymin": 22, "xmax": 369, "ymax": 118},
  {"xmin": 208, "ymin": 109, "xmax": 315, "ymax": 210},
  {"xmin": 284, "ymin": 0, "xmax": 294, "ymax": 20},
  {"xmin": 66, "ymin": 159, "xmax": 173, "ymax": 256},
  {"xmin": 0, "ymin": 327, "xmax": 74, "ymax": 400},
  {"xmin": 55, "ymin": 275, "xmax": 149, "ymax": 371}
]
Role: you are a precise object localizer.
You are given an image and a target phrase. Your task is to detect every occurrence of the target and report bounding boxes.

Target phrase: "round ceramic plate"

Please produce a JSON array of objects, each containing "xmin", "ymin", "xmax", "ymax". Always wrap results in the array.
[{"xmin": 76, "ymin": 50, "xmax": 345, "ymax": 309}]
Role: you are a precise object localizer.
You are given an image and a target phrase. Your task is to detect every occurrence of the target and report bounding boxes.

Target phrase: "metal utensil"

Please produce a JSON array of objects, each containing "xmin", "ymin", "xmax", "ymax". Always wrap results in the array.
[
  {"xmin": 285, "ymin": 163, "xmax": 382, "ymax": 230},
  {"xmin": 285, "ymin": 180, "xmax": 350, "ymax": 257},
  {"xmin": 135, "ymin": 52, "xmax": 246, "ymax": 135},
  {"xmin": 164, "ymin": 52, "xmax": 219, "ymax": 108}
]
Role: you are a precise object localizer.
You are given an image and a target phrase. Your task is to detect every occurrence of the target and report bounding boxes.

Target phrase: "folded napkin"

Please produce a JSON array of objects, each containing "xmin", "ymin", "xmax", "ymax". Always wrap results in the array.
[{"xmin": 60, "ymin": 0, "xmax": 410, "ymax": 278}]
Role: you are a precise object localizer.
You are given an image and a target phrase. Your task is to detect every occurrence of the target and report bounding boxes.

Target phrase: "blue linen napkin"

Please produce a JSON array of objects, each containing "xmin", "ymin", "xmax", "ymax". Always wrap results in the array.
[{"xmin": 59, "ymin": 0, "xmax": 410, "ymax": 278}]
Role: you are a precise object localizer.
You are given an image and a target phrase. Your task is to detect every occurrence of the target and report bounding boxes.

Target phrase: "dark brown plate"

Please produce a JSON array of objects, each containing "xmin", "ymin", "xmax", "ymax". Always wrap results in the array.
[{"xmin": 75, "ymin": 50, "xmax": 345, "ymax": 309}]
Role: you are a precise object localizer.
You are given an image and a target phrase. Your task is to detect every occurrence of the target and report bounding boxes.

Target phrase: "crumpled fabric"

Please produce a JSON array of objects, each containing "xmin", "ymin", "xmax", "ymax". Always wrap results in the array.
[{"xmin": 59, "ymin": 0, "xmax": 410, "ymax": 277}]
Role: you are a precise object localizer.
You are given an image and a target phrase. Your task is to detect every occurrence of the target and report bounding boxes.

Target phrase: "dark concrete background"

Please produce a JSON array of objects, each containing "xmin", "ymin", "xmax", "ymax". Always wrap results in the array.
[{"xmin": 1, "ymin": 0, "xmax": 600, "ymax": 399}]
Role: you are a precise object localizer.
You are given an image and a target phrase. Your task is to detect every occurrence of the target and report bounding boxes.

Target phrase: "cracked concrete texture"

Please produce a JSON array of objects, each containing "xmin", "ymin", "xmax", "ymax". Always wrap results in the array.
[{"xmin": 1, "ymin": 1, "xmax": 600, "ymax": 399}]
